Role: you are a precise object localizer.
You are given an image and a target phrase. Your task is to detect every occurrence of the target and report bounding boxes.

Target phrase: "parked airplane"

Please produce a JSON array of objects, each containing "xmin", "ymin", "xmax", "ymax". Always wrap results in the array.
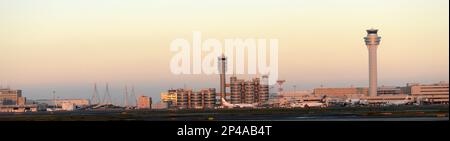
[
  {"xmin": 385, "ymin": 96, "xmax": 414, "ymax": 106},
  {"xmin": 290, "ymin": 96, "xmax": 328, "ymax": 108},
  {"xmin": 290, "ymin": 102, "xmax": 327, "ymax": 108},
  {"xmin": 344, "ymin": 98, "xmax": 368, "ymax": 106},
  {"xmin": 221, "ymin": 98, "xmax": 257, "ymax": 108}
]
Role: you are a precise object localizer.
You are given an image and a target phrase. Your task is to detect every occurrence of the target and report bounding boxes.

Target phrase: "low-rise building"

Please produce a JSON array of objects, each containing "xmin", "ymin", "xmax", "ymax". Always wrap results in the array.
[
  {"xmin": 377, "ymin": 86, "xmax": 409, "ymax": 95},
  {"xmin": 0, "ymin": 88, "xmax": 26, "ymax": 105},
  {"xmin": 137, "ymin": 96, "xmax": 152, "ymax": 109},
  {"xmin": 314, "ymin": 87, "xmax": 368, "ymax": 98},
  {"xmin": 160, "ymin": 89, "xmax": 177, "ymax": 107},
  {"xmin": 152, "ymin": 102, "xmax": 168, "ymax": 109},
  {"xmin": 0, "ymin": 105, "xmax": 38, "ymax": 112},
  {"xmin": 407, "ymin": 81, "xmax": 449, "ymax": 104},
  {"xmin": 34, "ymin": 99, "xmax": 90, "ymax": 108}
]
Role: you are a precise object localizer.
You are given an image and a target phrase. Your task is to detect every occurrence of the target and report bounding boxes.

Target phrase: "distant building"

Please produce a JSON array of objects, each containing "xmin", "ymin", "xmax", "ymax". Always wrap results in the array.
[
  {"xmin": 229, "ymin": 75, "xmax": 269, "ymax": 105},
  {"xmin": 314, "ymin": 87, "xmax": 368, "ymax": 98},
  {"xmin": 0, "ymin": 88, "xmax": 26, "ymax": 105},
  {"xmin": 152, "ymin": 102, "xmax": 168, "ymax": 109},
  {"xmin": 0, "ymin": 88, "xmax": 42, "ymax": 112},
  {"xmin": 312, "ymin": 82, "xmax": 448, "ymax": 104},
  {"xmin": 279, "ymin": 90, "xmax": 313, "ymax": 98},
  {"xmin": 407, "ymin": 81, "xmax": 449, "ymax": 104},
  {"xmin": 34, "ymin": 99, "xmax": 90, "ymax": 108},
  {"xmin": 137, "ymin": 96, "xmax": 152, "ymax": 109},
  {"xmin": 377, "ymin": 86, "xmax": 408, "ymax": 95},
  {"xmin": 61, "ymin": 102, "xmax": 75, "ymax": 111},
  {"xmin": 0, "ymin": 105, "xmax": 39, "ymax": 112},
  {"xmin": 175, "ymin": 88, "xmax": 216, "ymax": 109},
  {"xmin": 160, "ymin": 90, "xmax": 177, "ymax": 107}
]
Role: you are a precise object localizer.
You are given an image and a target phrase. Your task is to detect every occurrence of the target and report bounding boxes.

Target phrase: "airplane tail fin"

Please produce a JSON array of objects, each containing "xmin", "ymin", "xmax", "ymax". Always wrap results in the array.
[{"xmin": 221, "ymin": 98, "xmax": 231, "ymax": 107}]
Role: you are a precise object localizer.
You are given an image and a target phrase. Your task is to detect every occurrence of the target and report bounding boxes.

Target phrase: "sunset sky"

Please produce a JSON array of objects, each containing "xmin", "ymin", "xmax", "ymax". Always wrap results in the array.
[{"xmin": 0, "ymin": 0, "xmax": 448, "ymax": 104}]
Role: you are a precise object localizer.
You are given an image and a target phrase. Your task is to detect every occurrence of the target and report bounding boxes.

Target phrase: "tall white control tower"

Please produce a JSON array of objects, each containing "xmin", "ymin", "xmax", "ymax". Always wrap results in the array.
[
  {"xmin": 364, "ymin": 28, "xmax": 381, "ymax": 97},
  {"xmin": 218, "ymin": 54, "xmax": 227, "ymax": 104}
]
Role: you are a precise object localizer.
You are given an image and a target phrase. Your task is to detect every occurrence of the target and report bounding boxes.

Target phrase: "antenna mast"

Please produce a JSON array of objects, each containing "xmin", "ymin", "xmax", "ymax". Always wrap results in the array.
[
  {"xmin": 131, "ymin": 85, "xmax": 137, "ymax": 107},
  {"xmin": 124, "ymin": 85, "xmax": 129, "ymax": 107},
  {"xmin": 103, "ymin": 83, "xmax": 112, "ymax": 105},
  {"xmin": 91, "ymin": 83, "xmax": 100, "ymax": 105}
]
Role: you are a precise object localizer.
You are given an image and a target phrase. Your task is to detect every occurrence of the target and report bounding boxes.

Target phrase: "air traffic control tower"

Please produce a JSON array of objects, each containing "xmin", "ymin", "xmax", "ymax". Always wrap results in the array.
[
  {"xmin": 364, "ymin": 28, "xmax": 381, "ymax": 97},
  {"xmin": 218, "ymin": 54, "xmax": 227, "ymax": 104}
]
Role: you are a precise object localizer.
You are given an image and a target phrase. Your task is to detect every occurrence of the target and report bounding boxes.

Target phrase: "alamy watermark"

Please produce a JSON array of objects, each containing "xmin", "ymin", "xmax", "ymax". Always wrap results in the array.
[{"xmin": 170, "ymin": 31, "xmax": 278, "ymax": 85}]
